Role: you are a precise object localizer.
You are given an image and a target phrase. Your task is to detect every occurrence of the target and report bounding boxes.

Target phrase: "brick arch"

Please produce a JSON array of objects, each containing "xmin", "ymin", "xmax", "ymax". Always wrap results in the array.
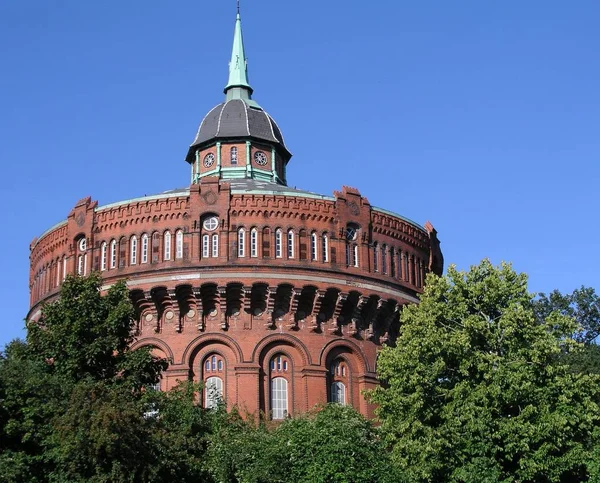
[
  {"xmin": 319, "ymin": 339, "xmax": 370, "ymax": 373},
  {"xmin": 252, "ymin": 333, "xmax": 312, "ymax": 366},
  {"xmin": 131, "ymin": 337, "xmax": 174, "ymax": 364},
  {"xmin": 181, "ymin": 333, "xmax": 244, "ymax": 367}
]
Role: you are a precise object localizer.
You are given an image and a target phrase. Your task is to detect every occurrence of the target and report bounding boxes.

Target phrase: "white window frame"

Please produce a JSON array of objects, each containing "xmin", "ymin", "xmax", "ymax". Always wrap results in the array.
[
  {"xmin": 270, "ymin": 377, "xmax": 288, "ymax": 420},
  {"xmin": 250, "ymin": 228, "xmax": 258, "ymax": 257},
  {"xmin": 230, "ymin": 146, "xmax": 238, "ymax": 164},
  {"xmin": 100, "ymin": 242, "xmax": 107, "ymax": 271},
  {"xmin": 175, "ymin": 230, "xmax": 184, "ymax": 259},
  {"xmin": 212, "ymin": 234, "xmax": 218, "ymax": 257},
  {"xmin": 321, "ymin": 234, "xmax": 328, "ymax": 262},
  {"xmin": 204, "ymin": 376, "xmax": 223, "ymax": 409},
  {"xmin": 275, "ymin": 229, "xmax": 282, "ymax": 258},
  {"xmin": 311, "ymin": 232, "xmax": 317, "ymax": 261},
  {"xmin": 202, "ymin": 234, "xmax": 210, "ymax": 258},
  {"xmin": 130, "ymin": 236, "xmax": 138, "ymax": 265},
  {"xmin": 110, "ymin": 240, "xmax": 117, "ymax": 269},
  {"xmin": 164, "ymin": 231, "xmax": 172, "ymax": 260},
  {"xmin": 141, "ymin": 234, "xmax": 149, "ymax": 264},
  {"xmin": 238, "ymin": 228, "xmax": 245, "ymax": 257},
  {"xmin": 287, "ymin": 230, "xmax": 294, "ymax": 259},
  {"xmin": 353, "ymin": 244, "xmax": 359, "ymax": 268}
]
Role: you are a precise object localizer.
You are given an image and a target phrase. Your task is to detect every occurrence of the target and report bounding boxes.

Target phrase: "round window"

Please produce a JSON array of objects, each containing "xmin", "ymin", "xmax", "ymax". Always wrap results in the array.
[
  {"xmin": 203, "ymin": 216, "xmax": 219, "ymax": 231},
  {"xmin": 78, "ymin": 238, "xmax": 87, "ymax": 251}
]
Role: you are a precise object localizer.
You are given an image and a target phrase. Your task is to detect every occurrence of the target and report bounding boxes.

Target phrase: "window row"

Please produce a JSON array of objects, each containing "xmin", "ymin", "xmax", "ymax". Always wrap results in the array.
[
  {"xmin": 99, "ymin": 230, "xmax": 184, "ymax": 270},
  {"xmin": 372, "ymin": 243, "xmax": 425, "ymax": 286},
  {"xmin": 201, "ymin": 354, "xmax": 348, "ymax": 418},
  {"xmin": 237, "ymin": 228, "xmax": 330, "ymax": 262}
]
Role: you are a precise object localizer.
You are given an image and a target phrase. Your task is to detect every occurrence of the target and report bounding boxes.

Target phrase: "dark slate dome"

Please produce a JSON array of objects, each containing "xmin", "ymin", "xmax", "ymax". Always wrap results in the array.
[{"xmin": 185, "ymin": 99, "xmax": 289, "ymax": 162}]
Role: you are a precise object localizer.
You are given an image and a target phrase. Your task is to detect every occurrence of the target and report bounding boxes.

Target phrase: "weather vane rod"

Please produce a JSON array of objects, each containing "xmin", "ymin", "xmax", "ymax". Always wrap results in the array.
[{"xmin": 237, "ymin": 0, "xmax": 240, "ymax": 14}]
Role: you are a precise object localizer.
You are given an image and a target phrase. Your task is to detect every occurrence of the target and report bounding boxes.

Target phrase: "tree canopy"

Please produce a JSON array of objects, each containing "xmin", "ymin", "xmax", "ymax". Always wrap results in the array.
[{"xmin": 370, "ymin": 260, "xmax": 600, "ymax": 482}]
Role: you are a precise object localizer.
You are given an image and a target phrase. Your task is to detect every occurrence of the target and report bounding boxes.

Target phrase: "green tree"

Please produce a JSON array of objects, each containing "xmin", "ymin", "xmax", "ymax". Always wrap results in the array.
[
  {"xmin": 370, "ymin": 260, "xmax": 600, "ymax": 482},
  {"xmin": 205, "ymin": 404, "xmax": 400, "ymax": 483}
]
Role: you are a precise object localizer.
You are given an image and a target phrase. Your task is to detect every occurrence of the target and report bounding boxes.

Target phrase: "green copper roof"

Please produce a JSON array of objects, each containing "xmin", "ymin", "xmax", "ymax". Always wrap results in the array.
[{"xmin": 224, "ymin": 12, "xmax": 253, "ymax": 101}]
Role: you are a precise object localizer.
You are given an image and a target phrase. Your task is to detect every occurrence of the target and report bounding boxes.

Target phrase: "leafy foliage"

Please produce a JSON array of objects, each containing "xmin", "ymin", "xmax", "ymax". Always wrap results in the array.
[{"xmin": 370, "ymin": 260, "xmax": 600, "ymax": 482}]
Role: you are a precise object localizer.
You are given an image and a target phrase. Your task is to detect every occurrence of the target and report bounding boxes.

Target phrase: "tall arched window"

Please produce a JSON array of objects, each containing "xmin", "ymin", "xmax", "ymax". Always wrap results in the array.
[
  {"xmin": 130, "ymin": 236, "xmax": 138, "ymax": 265},
  {"xmin": 205, "ymin": 377, "xmax": 223, "ymax": 409},
  {"xmin": 164, "ymin": 231, "xmax": 172, "ymax": 260},
  {"xmin": 212, "ymin": 234, "xmax": 219, "ymax": 257},
  {"xmin": 321, "ymin": 234, "xmax": 328, "ymax": 262},
  {"xmin": 373, "ymin": 242, "xmax": 378, "ymax": 272},
  {"xmin": 110, "ymin": 239, "xmax": 117, "ymax": 269},
  {"xmin": 381, "ymin": 245, "xmax": 387, "ymax": 274},
  {"xmin": 77, "ymin": 255, "xmax": 84, "ymax": 276},
  {"xmin": 141, "ymin": 234, "xmax": 149, "ymax": 263},
  {"xmin": 270, "ymin": 354, "xmax": 290, "ymax": 419},
  {"xmin": 237, "ymin": 228, "xmax": 245, "ymax": 257},
  {"xmin": 287, "ymin": 230, "xmax": 294, "ymax": 258},
  {"xmin": 202, "ymin": 234, "xmax": 210, "ymax": 258},
  {"xmin": 230, "ymin": 146, "xmax": 238, "ymax": 165},
  {"xmin": 390, "ymin": 248, "xmax": 396, "ymax": 277},
  {"xmin": 352, "ymin": 245, "xmax": 359, "ymax": 267},
  {"xmin": 250, "ymin": 228, "xmax": 258, "ymax": 257},
  {"xmin": 271, "ymin": 377, "xmax": 288, "ymax": 420},
  {"xmin": 275, "ymin": 229, "xmax": 283, "ymax": 258},
  {"xmin": 100, "ymin": 242, "xmax": 107, "ymax": 271},
  {"xmin": 329, "ymin": 359, "xmax": 348, "ymax": 405},
  {"xmin": 203, "ymin": 354, "xmax": 225, "ymax": 409},
  {"xmin": 175, "ymin": 230, "xmax": 184, "ymax": 259},
  {"xmin": 311, "ymin": 232, "xmax": 318, "ymax": 261}
]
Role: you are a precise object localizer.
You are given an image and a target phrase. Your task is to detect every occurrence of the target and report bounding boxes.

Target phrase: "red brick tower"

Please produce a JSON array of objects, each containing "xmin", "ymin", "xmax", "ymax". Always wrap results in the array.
[{"xmin": 27, "ymin": 10, "xmax": 443, "ymax": 419}]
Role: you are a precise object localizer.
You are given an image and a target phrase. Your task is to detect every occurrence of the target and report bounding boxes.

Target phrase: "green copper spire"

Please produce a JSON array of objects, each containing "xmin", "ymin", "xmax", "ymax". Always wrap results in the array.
[{"xmin": 224, "ymin": 7, "xmax": 254, "ymax": 101}]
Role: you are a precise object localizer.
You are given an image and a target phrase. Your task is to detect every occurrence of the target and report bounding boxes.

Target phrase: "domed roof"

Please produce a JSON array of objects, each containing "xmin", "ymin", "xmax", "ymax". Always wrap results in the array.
[{"xmin": 185, "ymin": 99, "xmax": 289, "ymax": 162}]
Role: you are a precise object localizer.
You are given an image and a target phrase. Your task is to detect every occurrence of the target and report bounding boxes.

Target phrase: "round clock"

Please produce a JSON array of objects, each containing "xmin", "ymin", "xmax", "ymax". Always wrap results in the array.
[
  {"xmin": 253, "ymin": 151, "xmax": 268, "ymax": 166},
  {"xmin": 203, "ymin": 153, "xmax": 215, "ymax": 168}
]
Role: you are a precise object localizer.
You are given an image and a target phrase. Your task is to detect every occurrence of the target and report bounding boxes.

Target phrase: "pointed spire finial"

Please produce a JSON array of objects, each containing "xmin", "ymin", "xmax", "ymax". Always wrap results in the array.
[{"xmin": 224, "ymin": 2, "xmax": 253, "ymax": 100}]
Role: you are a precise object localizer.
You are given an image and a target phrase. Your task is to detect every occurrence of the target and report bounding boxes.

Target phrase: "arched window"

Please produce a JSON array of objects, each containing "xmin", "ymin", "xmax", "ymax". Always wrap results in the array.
[
  {"xmin": 329, "ymin": 359, "xmax": 348, "ymax": 405},
  {"xmin": 270, "ymin": 377, "xmax": 288, "ymax": 420},
  {"xmin": 230, "ymin": 146, "xmax": 238, "ymax": 165},
  {"xmin": 390, "ymin": 248, "xmax": 396, "ymax": 277},
  {"xmin": 353, "ymin": 245, "xmax": 359, "ymax": 267},
  {"xmin": 287, "ymin": 230, "xmax": 294, "ymax": 258},
  {"xmin": 110, "ymin": 239, "xmax": 117, "ymax": 269},
  {"xmin": 77, "ymin": 255, "xmax": 84, "ymax": 276},
  {"xmin": 202, "ymin": 234, "xmax": 210, "ymax": 258},
  {"xmin": 164, "ymin": 231, "xmax": 172, "ymax": 260},
  {"xmin": 212, "ymin": 234, "xmax": 219, "ymax": 257},
  {"xmin": 141, "ymin": 234, "xmax": 149, "ymax": 263},
  {"xmin": 130, "ymin": 236, "xmax": 138, "ymax": 265},
  {"xmin": 275, "ymin": 229, "xmax": 283, "ymax": 258},
  {"xmin": 373, "ymin": 242, "xmax": 378, "ymax": 272},
  {"xmin": 100, "ymin": 242, "xmax": 107, "ymax": 271},
  {"xmin": 250, "ymin": 228, "xmax": 258, "ymax": 257},
  {"xmin": 331, "ymin": 381, "xmax": 346, "ymax": 405},
  {"xmin": 204, "ymin": 376, "xmax": 223, "ymax": 409},
  {"xmin": 381, "ymin": 245, "xmax": 387, "ymax": 274},
  {"xmin": 238, "ymin": 228, "xmax": 245, "ymax": 257},
  {"xmin": 321, "ymin": 234, "xmax": 328, "ymax": 262},
  {"xmin": 175, "ymin": 230, "xmax": 184, "ymax": 259},
  {"xmin": 203, "ymin": 354, "xmax": 225, "ymax": 409},
  {"xmin": 311, "ymin": 232, "xmax": 318, "ymax": 261}
]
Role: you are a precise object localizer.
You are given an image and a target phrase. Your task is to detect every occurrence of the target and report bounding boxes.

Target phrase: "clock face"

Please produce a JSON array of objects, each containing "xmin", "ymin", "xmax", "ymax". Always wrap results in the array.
[
  {"xmin": 203, "ymin": 153, "xmax": 215, "ymax": 168},
  {"xmin": 253, "ymin": 151, "xmax": 268, "ymax": 166}
]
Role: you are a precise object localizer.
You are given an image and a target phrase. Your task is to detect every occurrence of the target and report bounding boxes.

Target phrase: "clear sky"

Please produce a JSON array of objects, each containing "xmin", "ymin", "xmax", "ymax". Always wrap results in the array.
[{"xmin": 1, "ymin": 1, "xmax": 599, "ymax": 349}]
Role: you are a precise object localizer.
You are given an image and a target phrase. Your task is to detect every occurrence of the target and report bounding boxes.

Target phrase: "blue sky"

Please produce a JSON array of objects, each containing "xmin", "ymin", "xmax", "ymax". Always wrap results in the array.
[{"xmin": 1, "ymin": 1, "xmax": 599, "ymax": 348}]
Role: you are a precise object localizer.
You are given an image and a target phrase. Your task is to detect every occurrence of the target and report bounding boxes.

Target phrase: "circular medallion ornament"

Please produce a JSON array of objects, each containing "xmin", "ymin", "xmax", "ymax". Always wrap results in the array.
[
  {"xmin": 348, "ymin": 201, "xmax": 360, "ymax": 216},
  {"xmin": 187, "ymin": 309, "xmax": 196, "ymax": 318},
  {"xmin": 145, "ymin": 313, "xmax": 154, "ymax": 322},
  {"xmin": 75, "ymin": 212, "xmax": 85, "ymax": 227},
  {"xmin": 165, "ymin": 310, "xmax": 174, "ymax": 320},
  {"xmin": 203, "ymin": 153, "xmax": 215, "ymax": 168},
  {"xmin": 253, "ymin": 151, "xmax": 268, "ymax": 166}
]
